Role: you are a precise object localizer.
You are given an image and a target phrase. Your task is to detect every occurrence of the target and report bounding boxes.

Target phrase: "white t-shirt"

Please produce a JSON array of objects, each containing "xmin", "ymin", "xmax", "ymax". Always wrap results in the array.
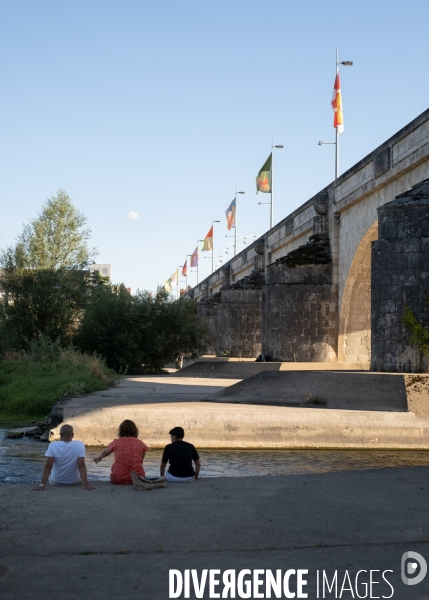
[{"xmin": 45, "ymin": 440, "xmax": 86, "ymax": 484}]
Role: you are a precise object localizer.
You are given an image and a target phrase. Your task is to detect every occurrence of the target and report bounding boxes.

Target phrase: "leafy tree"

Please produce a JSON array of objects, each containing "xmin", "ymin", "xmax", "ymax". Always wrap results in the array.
[
  {"xmin": 1, "ymin": 189, "xmax": 96, "ymax": 272},
  {"xmin": 75, "ymin": 285, "xmax": 210, "ymax": 373},
  {"xmin": 74, "ymin": 284, "xmax": 144, "ymax": 372},
  {"xmin": 0, "ymin": 268, "xmax": 87, "ymax": 350},
  {"xmin": 0, "ymin": 190, "xmax": 96, "ymax": 350}
]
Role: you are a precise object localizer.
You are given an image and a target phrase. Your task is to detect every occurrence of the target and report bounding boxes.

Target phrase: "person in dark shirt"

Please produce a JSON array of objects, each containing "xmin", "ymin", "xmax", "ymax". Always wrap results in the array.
[{"xmin": 160, "ymin": 427, "xmax": 201, "ymax": 482}]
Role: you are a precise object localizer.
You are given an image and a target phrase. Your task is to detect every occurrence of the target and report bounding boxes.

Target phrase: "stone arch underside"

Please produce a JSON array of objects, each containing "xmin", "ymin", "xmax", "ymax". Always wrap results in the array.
[{"xmin": 338, "ymin": 221, "xmax": 378, "ymax": 364}]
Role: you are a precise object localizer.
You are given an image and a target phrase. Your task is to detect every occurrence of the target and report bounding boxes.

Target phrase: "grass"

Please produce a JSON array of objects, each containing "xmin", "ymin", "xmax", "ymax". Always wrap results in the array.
[{"xmin": 0, "ymin": 347, "xmax": 118, "ymax": 424}]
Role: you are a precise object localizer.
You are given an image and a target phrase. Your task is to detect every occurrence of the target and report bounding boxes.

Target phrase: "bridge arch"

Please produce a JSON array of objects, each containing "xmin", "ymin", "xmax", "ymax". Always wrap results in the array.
[{"xmin": 338, "ymin": 221, "xmax": 378, "ymax": 364}]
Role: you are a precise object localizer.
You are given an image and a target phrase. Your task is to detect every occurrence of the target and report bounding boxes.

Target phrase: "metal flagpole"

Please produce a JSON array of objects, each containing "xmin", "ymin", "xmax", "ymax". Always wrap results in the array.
[
  {"xmin": 211, "ymin": 217, "xmax": 220, "ymax": 273},
  {"xmin": 335, "ymin": 47, "xmax": 339, "ymax": 179},
  {"xmin": 270, "ymin": 137, "xmax": 274, "ymax": 229},
  {"xmin": 234, "ymin": 185, "xmax": 237, "ymax": 256}
]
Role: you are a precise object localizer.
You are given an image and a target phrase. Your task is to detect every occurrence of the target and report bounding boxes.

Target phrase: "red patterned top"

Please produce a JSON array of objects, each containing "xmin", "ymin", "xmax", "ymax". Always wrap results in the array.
[{"xmin": 108, "ymin": 437, "xmax": 150, "ymax": 485}]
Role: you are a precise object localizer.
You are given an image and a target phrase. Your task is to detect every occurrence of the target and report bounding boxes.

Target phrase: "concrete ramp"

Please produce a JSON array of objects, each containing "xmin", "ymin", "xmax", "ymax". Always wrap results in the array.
[
  {"xmin": 173, "ymin": 360, "xmax": 368, "ymax": 379},
  {"xmin": 203, "ymin": 371, "xmax": 409, "ymax": 412},
  {"xmin": 172, "ymin": 361, "xmax": 282, "ymax": 379}
]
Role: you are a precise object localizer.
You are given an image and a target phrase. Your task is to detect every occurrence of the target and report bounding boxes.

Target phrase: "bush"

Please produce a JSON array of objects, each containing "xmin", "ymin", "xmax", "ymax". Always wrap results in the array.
[
  {"xmin": 0, "ymin": 346, "xmax": 117, "ymax": 422},
  {"xmin": 75, "ymin": 285, "xmax": 210, "ymax": 373}
]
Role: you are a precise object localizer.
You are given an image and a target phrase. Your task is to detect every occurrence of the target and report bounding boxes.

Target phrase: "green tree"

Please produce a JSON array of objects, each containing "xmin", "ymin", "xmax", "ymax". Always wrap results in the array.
[
  {"xmin": 0, "ymin": 268, "xmax": 87, "ymax": 350},
  {"xmin": 1, "ymin": 189, "xmax": 96, "ymax": 272},
  {"xmin": 75, "ymin": 285, "xmax": 210, "ymax": 372},
  {"xmin": 0, "ymin": 190, "xmax": 96, "ymax": 350}
]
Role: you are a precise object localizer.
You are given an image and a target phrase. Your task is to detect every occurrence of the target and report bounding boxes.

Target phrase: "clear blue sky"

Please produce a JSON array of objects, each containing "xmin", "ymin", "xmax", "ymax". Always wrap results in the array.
[{"xmin": 1, "ymin": 1, "xmax": 428, "ymax": 292}]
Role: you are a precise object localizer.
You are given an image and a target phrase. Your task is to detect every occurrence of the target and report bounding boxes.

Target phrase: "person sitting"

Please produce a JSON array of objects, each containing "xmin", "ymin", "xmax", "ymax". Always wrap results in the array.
[
  {"xmin": 93, "ymin": 419, "xmax": 150, "ymax": 485},
  {"xmin": 33, "ymin": 424, "xmax": 95, "ymax": 491},
  {"xmin": 160, "ymin": 426, "xmax": 200, "ymax": 482}
]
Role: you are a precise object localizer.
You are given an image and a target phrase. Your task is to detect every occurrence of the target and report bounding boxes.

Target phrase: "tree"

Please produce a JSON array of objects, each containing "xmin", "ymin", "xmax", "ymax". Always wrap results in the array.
[
  {"xmin": 0, "ymin": 190, "xmax": 96, "ymax": 350},
  {"xmin": 75, "ymin": 286, "xmax": 210, "ymax": 373},
  {"xmin": 1, "ymin": 189, "xmax": 96, "ymax": 272}
]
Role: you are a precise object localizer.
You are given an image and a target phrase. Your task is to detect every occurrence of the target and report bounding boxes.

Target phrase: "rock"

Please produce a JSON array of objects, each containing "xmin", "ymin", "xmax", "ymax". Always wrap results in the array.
[
  {"xmin": 40, "ymin": 429, "xmax": 51, "ymax": 442},
  {"xmin": 6, "ymin": 426, "xmax": 41, "ymax": 439}
]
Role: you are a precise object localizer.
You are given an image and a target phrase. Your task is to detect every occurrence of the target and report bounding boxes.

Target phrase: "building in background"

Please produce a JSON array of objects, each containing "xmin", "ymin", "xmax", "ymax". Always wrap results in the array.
[{"xmin": 89, "ymin": 263, "xmax": 112, "ymax": 282}]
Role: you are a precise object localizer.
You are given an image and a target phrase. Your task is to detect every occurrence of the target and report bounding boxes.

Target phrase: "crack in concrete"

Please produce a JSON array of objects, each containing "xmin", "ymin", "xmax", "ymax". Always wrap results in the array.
[{"xmin": 4, "ymin": 538, "xmax": 429, "ymax": 560}]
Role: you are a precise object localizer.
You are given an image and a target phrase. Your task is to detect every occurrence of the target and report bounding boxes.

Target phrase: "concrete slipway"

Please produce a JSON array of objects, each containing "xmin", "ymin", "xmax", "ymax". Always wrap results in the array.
[{"xmin": 49, "ymin": 362, "xmax": 429, "ymax": 450}]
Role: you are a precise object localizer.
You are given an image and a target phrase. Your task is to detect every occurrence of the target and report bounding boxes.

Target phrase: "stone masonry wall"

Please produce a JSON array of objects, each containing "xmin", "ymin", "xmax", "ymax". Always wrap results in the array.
[
  {"xmin": 371, "ymin": 179, "xmax": 429, "ymax": 372},
  {"xmin": 218, "ymin": 289, "xmax": 262, "ymax": 358},
  {"xmin": 262, "ymin": 264, "xmax": 334, "ymax": 362},
  {"xmin": 197, "ymin": 300, "xmax": 219, "ymax": 355}
]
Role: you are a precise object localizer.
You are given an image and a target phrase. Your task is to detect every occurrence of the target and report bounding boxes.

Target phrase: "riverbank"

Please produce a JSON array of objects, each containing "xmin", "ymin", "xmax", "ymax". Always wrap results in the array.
[
  {"xmin": 48, "ymin": 370, "xmax": 429, "ymax": 449},
  {"xmin": 1, "ymin": 467, "xmax": 428, "ymax": 599},
  {"xmin": 0, "ymin": 352, "xmax": 117, "ymax": 424}
]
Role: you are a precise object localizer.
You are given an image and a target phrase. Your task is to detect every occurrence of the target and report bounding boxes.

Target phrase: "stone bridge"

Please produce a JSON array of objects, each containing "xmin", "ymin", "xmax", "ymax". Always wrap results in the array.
[{"xmin": 186, "ymin": 109, "xmax": 429, "ymax": 372}]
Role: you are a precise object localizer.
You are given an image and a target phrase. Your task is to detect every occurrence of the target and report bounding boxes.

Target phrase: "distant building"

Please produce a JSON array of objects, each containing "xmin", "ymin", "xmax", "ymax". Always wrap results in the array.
[{"xmin": 89, "ymin": 264, "xmax": 112, "ymax": 281}]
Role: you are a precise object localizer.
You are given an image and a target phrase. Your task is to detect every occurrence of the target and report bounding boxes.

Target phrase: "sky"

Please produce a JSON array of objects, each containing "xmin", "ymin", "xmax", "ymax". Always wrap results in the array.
[{"xmin": 1, "ymin": 0, "xmax": 428, "ymax": 293}]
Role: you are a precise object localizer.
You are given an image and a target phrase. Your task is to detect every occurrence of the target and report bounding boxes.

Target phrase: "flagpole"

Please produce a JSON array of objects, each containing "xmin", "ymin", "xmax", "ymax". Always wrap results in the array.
[
  {"xmin": 212, "ymin": 217, "xmax": 220, "ymax": 274},
  {"xmin": 235, "ymin": 185, "xmax": 237, "ymax": 256},
  {"xmin": 335, "ymin": 47, "xmax": 339, "ymax": 179},
  {"xmin": 270, "ymin": 138, "xmax": 274, "ymax": 228}
]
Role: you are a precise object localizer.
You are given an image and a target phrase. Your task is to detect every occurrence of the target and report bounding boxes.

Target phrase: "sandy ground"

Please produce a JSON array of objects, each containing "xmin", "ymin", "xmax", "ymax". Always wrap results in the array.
[{"xmin": 1, "ymin": 467, "xmax": 429, "ymax": 599}]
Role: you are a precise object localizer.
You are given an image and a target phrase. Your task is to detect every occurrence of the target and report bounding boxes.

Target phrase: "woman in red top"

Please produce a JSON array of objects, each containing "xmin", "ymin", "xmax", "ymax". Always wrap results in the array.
[{"xmin": 93, "ymin": 420, "xmax": 150, "ymax": 485}]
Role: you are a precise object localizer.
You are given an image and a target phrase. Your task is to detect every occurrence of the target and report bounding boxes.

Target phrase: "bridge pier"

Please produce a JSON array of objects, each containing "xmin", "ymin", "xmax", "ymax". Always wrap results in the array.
[
  {"xmin": 262, "ymin": 236, "xmax": 335, "ymax": 362},
  {"xmin": 371, "ymin": 179, "xmax": 429, "ymax": 372},
  {"xmin": 218, "ymin": 288, "xmax": 262, "ymax": 358}
]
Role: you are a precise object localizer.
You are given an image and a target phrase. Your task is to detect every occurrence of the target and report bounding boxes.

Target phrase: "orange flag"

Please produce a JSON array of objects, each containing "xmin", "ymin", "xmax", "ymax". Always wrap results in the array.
[{"xmin": 331, "ymin": 72, "xmax": 344, "ymax": 134}]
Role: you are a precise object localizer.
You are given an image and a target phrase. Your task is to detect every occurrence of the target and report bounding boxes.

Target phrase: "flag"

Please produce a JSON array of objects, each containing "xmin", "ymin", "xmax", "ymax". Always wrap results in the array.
[
  {"xmin": 171, "ymin": 270, "xmax": 178, "ymax": 284},
  {"xmin": 164, "ymin": 278, "xmax": 172, "ymax": 293},
  {"xmin": 202, "ymin": 226, "xmax": 213, "ymax": 251},
  {"xmin": 332, "ymin": 72, "xmax": 344, "ymax": 134},
  {"xmin": 182, "ymin": 260, "xmax": 187, "ymax": 277},
  {"xmin": 256, "ymin": 153, "xmax": 272, "ymax": 194},
  {"xmin": 190, "ymin": 247, "xmax": 198, "ymax": 267},
  {"xmin": 225, "ymin": 198, "xmax": 236, "ymax": 230}
]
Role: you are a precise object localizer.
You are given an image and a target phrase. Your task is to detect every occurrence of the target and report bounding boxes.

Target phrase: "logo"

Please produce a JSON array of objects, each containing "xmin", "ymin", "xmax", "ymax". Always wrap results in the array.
[{"xmin": 401, "ymin": 551, "xmax": 427, "ymax": 586}]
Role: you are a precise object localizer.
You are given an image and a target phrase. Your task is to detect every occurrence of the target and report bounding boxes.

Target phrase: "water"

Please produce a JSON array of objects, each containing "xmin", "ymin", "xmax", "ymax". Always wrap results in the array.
[{"xmin": 1, "ymin": 428, "xmax": 429, "ymax": 484}]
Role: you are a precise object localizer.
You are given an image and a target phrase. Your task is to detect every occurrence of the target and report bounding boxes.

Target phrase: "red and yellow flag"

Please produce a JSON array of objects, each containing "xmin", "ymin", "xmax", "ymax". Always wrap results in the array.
[
  {"xmin": 202, "ymin": 226, "xmax": 213, "ymax": 251},
  {"xmin": 331, "ymin": 72, "xmax": 344, "ymax": 134},
  {"xmin": 182, "ymin": 261, "xmax": 187, "ymax": 277}
]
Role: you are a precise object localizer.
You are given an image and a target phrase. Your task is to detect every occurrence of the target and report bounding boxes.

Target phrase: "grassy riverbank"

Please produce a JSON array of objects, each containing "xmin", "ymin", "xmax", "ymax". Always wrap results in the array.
[{"xmin": 0, "ymin": 349, "xmax": 117, "ymax": 425}]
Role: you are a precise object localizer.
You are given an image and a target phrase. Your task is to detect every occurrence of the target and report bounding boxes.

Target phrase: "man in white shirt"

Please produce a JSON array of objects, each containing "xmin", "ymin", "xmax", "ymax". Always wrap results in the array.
[{"xmin": 33, "ymin": 424, "xmax": 95, "ymax": 491}]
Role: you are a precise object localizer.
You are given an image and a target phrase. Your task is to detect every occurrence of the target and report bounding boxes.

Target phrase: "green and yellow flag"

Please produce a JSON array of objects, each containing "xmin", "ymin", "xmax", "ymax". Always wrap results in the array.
[{"xmin": 256, "ymin": 153, "xmax": 272, "ymax": 194}]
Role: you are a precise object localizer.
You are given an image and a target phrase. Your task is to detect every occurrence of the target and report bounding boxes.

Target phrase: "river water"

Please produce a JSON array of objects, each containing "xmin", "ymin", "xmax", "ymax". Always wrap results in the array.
[{"xmin": 1, "ymin": 428, "xmax": 429, "ymax": 484}]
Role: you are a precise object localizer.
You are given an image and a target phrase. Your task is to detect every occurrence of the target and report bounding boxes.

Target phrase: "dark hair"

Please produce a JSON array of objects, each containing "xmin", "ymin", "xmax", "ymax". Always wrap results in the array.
[
  {"xmin": 118, "ymin": 420, "xmax": 139, "ymax": 438},
  {"xmin": 169, "ymin": 426, "xmax": 185, "ymax": 439}
]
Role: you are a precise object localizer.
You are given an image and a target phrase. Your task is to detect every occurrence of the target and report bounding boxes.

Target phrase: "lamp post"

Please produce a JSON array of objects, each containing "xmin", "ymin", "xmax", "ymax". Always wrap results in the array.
[
  {"xmin": 258, "ymin": 140, "xmax": 283, "ymax": 229},
  {"xmin": 318, "ymin": 48, "xmax": 353, "ymax": 179}
]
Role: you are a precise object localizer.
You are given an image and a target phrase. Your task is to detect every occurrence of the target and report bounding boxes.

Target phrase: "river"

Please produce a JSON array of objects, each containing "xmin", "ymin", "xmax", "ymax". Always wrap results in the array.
[{"xmin": 1, "ymin": 427, "xmax": 429, "ymax": 484}]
